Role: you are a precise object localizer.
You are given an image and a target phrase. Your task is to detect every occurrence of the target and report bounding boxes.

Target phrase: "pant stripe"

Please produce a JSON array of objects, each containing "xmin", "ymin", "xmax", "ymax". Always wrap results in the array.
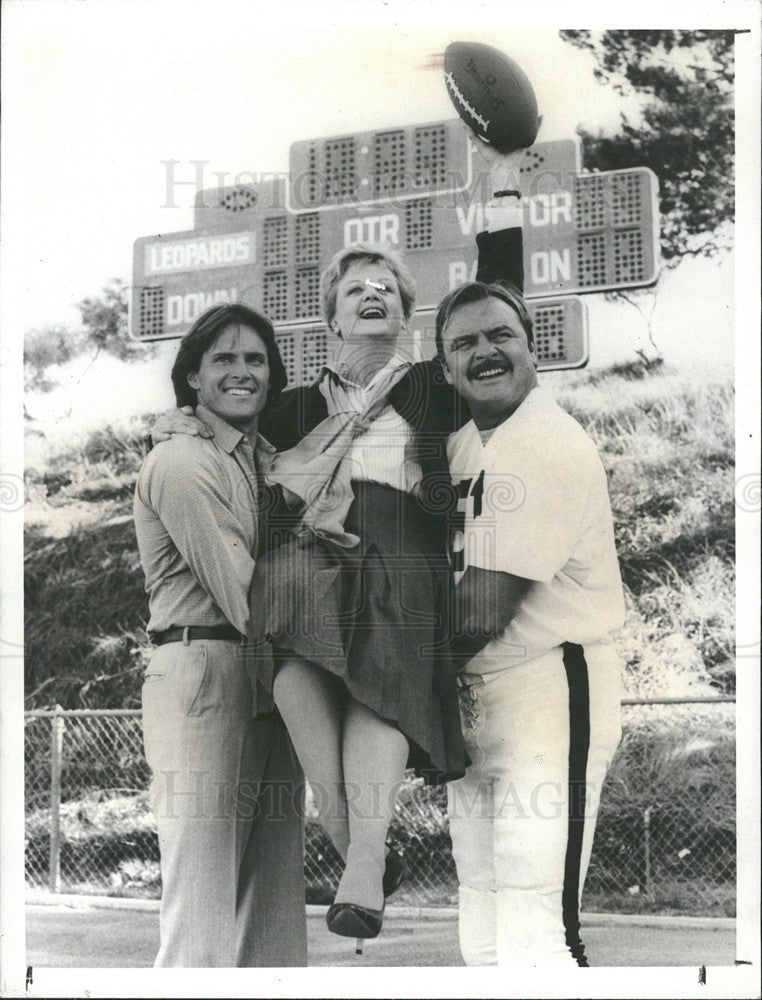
[{"xmin": 561, "ymin": 641, "xmax": 591, "ymax": 968}]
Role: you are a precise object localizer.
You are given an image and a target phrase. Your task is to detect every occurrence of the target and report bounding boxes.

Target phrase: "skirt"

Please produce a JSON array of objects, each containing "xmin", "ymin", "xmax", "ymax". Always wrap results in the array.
[{"xmin": 247, "ymin": 481, "xmax": 467, "ymax": 784}]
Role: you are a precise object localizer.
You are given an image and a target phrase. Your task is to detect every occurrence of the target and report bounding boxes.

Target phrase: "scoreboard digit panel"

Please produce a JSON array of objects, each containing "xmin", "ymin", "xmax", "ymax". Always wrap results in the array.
[{"xmin": 288, "ymin": 120, "xmax": 468, "ymax": 209}]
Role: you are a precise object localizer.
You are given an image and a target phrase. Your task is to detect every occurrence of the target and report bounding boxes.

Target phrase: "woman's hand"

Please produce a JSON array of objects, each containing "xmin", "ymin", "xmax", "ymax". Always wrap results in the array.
[
  {"xmin": 467, "ymin": 123, "xmax": 542, "ymax": 196},
  {"xmin": 468, "ymin": 128, "xmax": 525, "ymax": 196},
  {"xmin": 150, "ymin": 406, "xmax": 213, "ymax": 444}
]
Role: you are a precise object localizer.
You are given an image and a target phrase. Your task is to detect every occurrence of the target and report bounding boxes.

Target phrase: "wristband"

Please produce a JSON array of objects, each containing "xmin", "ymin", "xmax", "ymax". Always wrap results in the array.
[{"xmin": 492, "ymin": 189, "xmax": 521, "ymax": 200}]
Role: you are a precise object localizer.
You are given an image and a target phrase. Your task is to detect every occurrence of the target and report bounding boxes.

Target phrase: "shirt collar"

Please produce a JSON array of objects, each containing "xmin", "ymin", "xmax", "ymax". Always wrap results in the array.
[
  {"xmin": 195, "ymin": 404, "xmax": 275, "ymax": 459},
  {"xmin": 321, "ymin": 352, "xmax": 411, "ymax": 390}
]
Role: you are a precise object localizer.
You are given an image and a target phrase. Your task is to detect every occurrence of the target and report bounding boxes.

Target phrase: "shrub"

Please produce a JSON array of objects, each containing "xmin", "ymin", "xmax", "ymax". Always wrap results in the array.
[{"xmin": 25, "ymin": 517, "xmax": 151, "ymax": 708}]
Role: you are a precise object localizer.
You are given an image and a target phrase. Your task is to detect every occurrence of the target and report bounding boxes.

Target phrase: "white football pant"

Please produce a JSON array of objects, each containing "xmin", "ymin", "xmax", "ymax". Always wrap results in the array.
[{"xmin": 447, "ymin": 642, "xmax": 622, "ymax": 967}]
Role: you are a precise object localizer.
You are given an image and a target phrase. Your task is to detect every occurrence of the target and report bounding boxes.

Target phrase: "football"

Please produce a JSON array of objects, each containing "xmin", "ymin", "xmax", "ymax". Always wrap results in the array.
[{"xmin": 444, "ymin": 41, "xmax": 540, "ymax": 151}]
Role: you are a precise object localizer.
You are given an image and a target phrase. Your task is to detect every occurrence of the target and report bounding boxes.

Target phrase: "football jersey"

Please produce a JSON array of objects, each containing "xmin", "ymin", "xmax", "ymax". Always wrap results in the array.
[{"xmin": 447, "ymin": 386, "xmax": 625, "ymax": 671}]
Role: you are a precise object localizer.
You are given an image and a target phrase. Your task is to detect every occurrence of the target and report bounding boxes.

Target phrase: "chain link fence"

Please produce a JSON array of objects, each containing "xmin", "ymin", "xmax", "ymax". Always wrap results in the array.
[{"xmin": 25, "ymin": 698, "xmax": 735, "ymax": 915}]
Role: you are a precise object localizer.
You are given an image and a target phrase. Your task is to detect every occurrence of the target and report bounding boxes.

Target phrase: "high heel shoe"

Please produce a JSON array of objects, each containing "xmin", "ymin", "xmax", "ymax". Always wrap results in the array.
[
  {"xmin": 382, "ymin": 848, "xmax": 407, "ymax": 899},
  {"xmin": 326, "ymin": 902, "xmax": 384, "ymax": 954},
  {"xmin": 327, "ymin": 846, "xmax": 404, "ymax": 954}
]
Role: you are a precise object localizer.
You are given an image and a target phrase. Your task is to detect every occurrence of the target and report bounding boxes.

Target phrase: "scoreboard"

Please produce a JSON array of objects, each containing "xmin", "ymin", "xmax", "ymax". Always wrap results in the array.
[{"xmin": 131, "ymin": 118, "xmax": 660, "ymax": 383}]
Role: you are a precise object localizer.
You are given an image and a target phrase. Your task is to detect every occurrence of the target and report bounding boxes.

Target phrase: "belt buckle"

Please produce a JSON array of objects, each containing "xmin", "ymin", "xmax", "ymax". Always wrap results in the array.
[{"xmin": 457, "ymin": 672, "xmax": 485, "ymax": 690}]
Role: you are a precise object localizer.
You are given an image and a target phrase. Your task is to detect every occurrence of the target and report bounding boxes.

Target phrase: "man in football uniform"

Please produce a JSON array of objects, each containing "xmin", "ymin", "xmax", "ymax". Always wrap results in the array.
[{"xmin": 436, "ymin": 272, "xmax": 624, "ymax": 967}]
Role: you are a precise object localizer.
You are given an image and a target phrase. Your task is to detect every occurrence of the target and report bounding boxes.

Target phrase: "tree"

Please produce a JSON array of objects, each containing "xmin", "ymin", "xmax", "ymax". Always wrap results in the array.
[
  {"xmin": 24, "ymin": 279, "xmax": 155, "ymax": 396},
  {"xmin": 77, "ymin": 278, "xmax": 154, "ymax": 362},
  {"xmin": 559, "ymin": 30, "xmax": 734, "ymax": 264},
  {"xmin": 24, "ymin": 324, "xmax": 86, "ymax": 393}
]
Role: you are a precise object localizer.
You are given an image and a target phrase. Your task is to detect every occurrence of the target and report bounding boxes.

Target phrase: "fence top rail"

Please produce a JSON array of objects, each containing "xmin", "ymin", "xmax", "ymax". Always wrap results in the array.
[
  {"xmin": 24, "ymin": 697, "xmax": 735, "ymax": 720},
  {"xmin": 621, "ymin": 696, "xmax": 736, "ymax": 705},
  {"xmin": 25, "ymin": 709, "xmax": 143, "ymax": 719}
]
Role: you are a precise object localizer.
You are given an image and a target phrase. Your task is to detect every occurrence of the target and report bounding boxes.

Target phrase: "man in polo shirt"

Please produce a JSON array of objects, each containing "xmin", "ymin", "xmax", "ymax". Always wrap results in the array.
[
  {"xmin": 134, "ymin": 303, "xmax": 307, "ymax": 967},
  {"xmin": 436, "ymin": 280, "xmax": 625, "ymax": 968}
]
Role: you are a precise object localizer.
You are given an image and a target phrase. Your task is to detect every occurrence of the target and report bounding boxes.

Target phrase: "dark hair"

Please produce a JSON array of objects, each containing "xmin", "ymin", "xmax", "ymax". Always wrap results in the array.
[
  {"xmin": 434, "ymin": 281, "xmax": 534, "ymax": 358},
  {"xmin": 171, "ymin": 303, "xmax": 287, "ymax": 409}
]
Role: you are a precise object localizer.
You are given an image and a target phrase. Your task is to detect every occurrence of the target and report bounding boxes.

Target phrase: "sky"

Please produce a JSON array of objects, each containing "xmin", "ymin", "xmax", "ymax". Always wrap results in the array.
[{"xmin": 4, "ymin": 1, "xmax": 750, "ymax": 438}]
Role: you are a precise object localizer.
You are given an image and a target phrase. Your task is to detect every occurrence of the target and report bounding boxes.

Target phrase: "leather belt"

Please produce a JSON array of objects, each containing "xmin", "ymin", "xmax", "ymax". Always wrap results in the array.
[{"xmin": 150, "ymin": 625, "xmax": 245, "ymax": 646}]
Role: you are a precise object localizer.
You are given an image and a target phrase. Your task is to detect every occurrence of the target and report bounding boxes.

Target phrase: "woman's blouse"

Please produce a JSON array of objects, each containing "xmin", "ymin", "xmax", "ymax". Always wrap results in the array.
[{"xmin": 319, "ymin": 353, "xmax": 423, "ymax": 494}]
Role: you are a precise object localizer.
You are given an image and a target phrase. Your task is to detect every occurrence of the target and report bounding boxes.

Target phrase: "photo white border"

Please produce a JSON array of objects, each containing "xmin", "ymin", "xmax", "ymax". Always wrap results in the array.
[{"xmin": 2, "ymin": 1, "xmax": 759, "ymax": 997}]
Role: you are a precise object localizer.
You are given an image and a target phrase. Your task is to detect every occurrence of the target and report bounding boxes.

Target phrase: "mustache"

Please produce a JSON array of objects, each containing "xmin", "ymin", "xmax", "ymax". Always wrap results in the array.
[{"xmin": 469, "ymin": 358, "xmax": 513, "ymax": 378}]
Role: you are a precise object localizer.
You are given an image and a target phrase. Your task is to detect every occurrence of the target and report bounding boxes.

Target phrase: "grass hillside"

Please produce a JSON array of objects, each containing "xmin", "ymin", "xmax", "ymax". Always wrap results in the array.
[{"xmin": 24, "ymin": 361, "xmax": 735, "ymax": 708}]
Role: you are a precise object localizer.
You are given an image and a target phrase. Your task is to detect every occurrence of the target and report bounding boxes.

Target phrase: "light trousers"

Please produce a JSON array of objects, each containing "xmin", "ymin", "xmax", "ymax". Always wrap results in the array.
[
  {"xmin": 447, "ymin": 642, "xmax": 622, "ymax": 967},
  {"xmin": 142, "ymin": 638, "xmax": 307, "ymax": 967}
]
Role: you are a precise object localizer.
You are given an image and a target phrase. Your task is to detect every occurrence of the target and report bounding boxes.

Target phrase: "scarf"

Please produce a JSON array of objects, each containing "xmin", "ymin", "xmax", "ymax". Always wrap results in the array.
[{"xmin": 266, "ymin": 358, "xmax": 410, "ymax": 547}]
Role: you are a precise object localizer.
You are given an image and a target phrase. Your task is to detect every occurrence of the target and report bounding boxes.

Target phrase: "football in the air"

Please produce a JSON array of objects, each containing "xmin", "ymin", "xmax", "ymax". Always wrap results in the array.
[{"xmin": 444, "ymin": 41, "xmax": 540, "ymax": 151}]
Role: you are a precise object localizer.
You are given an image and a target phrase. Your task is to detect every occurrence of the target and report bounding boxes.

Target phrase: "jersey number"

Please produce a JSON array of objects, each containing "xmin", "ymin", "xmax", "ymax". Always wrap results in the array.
[
  {"xmin": 457, "ymin": 470, "xmax": 484, "ymax": 520},
  {"xmin": 450, "ymin": 470, "xmax": 485, "ymax": 572}
]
